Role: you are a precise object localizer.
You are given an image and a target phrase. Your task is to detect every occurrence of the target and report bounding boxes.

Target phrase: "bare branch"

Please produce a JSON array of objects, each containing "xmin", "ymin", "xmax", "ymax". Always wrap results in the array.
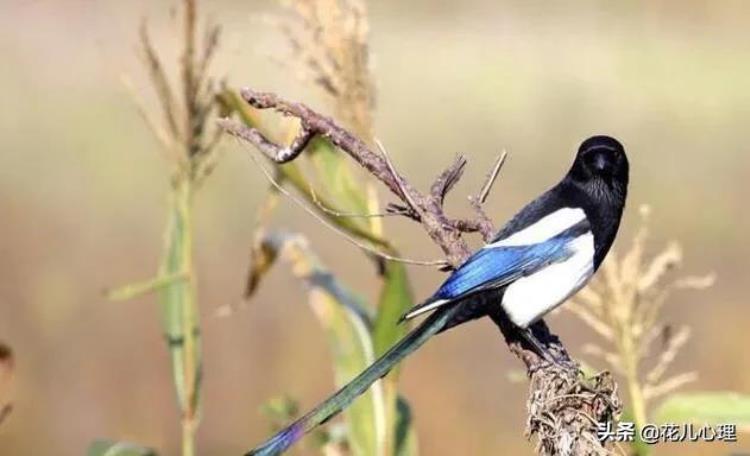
[
  {"xmin": 448, "ymin": 218, "xmax": 484, "ymax": 233},
  {"xmin": 220, "ymin": 89, "xmax": 475, "ymax": 264},
  {"xmin": 236, "ymin": 88, "xmax": 433, "ymax": 208},
  {"xmin": 464, "ymin": 152, "xmax": 506, "ymax": 242},
  {"xmin": 478, "ymin": 150, "xmax": 507, "ymax": 204},
  {"xmin": 466, "ymin": 202, "xmax": 495, "ymax": 242},
  {"xmin": 219, "ymin": 118, "xmax": 316, "ymax": 163},
  {"xmin": 431, "ymin": 155, "xmax": 467, "ymax": 204},
  {"xmin": 309, "ymin": 185, "xmax": 406, "ymax": 219},
  {"xmin": 374, "ymin": 138, "xmax": 421, "ymax": 214},
  {"xmin": 234, "ymin": 137, "xmax": 448, "ymax": 268}
]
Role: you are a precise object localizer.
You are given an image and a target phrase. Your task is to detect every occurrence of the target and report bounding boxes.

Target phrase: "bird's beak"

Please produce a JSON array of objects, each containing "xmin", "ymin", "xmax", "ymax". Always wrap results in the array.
[{"xmin": 592, "ymin": 153, "xmax": 613, "ymax": 173}]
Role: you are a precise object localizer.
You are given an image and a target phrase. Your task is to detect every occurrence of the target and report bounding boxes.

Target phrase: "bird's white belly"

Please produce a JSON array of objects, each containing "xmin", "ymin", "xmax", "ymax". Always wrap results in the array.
[{"xmin": 501, "ymin": 233, "xmax": 594, "ymax": 328}]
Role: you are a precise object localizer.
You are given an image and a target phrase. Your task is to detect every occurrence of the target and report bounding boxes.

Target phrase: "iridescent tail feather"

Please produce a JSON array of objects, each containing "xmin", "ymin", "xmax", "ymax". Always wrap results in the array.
[{"xmin": 246, "ymin": 304, "xmax": 462, "ymax": 456}]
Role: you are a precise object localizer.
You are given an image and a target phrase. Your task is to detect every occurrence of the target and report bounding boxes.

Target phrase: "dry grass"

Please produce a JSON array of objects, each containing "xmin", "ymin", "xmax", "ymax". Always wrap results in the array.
[
  {"xmin": 108, "ymin": 1, "xmax": 225, "ymax": 455},
  {"xmin": 566, "ymin": 205, "xmax": 715, "ymax": 435},
  {"xmin": 269, "ymin": 0, "xmax": 376, "ymax": 141}
]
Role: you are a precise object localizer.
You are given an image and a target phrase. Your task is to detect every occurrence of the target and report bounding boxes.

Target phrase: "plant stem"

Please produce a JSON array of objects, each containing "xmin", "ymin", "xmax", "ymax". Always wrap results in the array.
[
  {"xmin": 623, "ymin": 334, "xmax": 647, "ymax": 428},
  {"xmin": 182, "ymin": 417, "xmax": 196, "ymax": 456},
  {"xmin": 177, "ymin": 175, "xmax": 200, "ymax": 456},
  {"xmin": 615, "ymin": 312, "xmax": 649, "ymax": 455}
]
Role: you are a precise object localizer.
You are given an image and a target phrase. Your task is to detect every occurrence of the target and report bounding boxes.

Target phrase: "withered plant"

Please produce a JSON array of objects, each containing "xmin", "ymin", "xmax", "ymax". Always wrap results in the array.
[
  {"xmin": 106, "ymin": 1, "xmax": 223, "ymax": 455},
  {"xmin": 565, "ymin": 205, "xmax": 735, "ymax": 454}
]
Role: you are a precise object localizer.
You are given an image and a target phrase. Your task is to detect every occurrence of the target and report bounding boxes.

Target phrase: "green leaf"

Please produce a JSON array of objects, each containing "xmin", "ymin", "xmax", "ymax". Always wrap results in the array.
[
  {"xmin": 263, "ymin": 232, "xmax": 383, "ymax": 456},
  {"xmin": 87, "ymin": 440, "xmax": 157, "ymax": 456},
  {"xmin": 105, "ymin": 273, "xmax": 187, "ymax": 301},
  {"xmin": 308, "ymin": 137, "xmax": 371, "ymax": 227},
  {"xmin": 372, "ymin": 261, "xmax": 414, "ymax": 454},
  {"xmin": 157, "ymin": 181, "xmax": 201, "ymax": 415},
  {"xmin": 653, "ymin": 391, "xmax": 750, "ymax": 426},
  {"xmin": 373, "ymin": 261, "xmax": 414, "ymax": 358}
]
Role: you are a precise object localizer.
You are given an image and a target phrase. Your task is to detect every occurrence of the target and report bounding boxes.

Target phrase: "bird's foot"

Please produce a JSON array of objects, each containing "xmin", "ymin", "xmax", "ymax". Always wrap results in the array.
[
  {"xmin": 517, "ymin": 327, "xmax": 576, "ymax": 373},
  {"xmin": 528, "ymin": 354, "xmax": 573, "ymax": 374}
]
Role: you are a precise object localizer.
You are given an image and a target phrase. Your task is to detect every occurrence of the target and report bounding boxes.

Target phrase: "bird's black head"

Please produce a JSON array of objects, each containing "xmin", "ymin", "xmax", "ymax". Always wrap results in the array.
[
  {"xmin": 562, "ymin": 135, "xmax": 629, "ymax": 268},
  {"xmin": 568, "ymin": 135, "xmax": 629, "ymax": 192}
]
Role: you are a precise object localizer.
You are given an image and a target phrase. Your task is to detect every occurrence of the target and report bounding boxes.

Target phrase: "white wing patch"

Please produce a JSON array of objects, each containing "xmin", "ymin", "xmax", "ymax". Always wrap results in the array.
[
  {"xmin": 501, "ymin": 232, "xmax": 594, "ymax": 328},
  {"xmin": 487, "ymin": 207, "xmax": 586, "ymax": 248},
  {"xmin": 401, "ymin": 299, "xmax": 449, "ymax": 321}
]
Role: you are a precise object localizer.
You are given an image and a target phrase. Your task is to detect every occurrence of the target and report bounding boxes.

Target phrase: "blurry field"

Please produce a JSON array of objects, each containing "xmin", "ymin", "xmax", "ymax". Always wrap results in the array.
[{"xmin": 1, "ymin": 0, "xmax": 749, "ymax": 454}]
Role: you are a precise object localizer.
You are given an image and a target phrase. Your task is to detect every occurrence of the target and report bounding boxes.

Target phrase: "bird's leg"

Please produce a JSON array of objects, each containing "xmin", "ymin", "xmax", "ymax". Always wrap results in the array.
[
  {"xmin": 518, "ymin": 328, "xmax": 554, "ymax": 362},
  {"xmin": 518, "ymin": 327, "xmax": 568, "ymax": 371},
  {"xmin": 486, "ymin": 303, "xmax": 573, "ymax": 371}
]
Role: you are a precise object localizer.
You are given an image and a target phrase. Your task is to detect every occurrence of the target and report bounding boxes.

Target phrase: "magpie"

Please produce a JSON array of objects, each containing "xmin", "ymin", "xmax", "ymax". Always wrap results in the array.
[{"xmin": 247, "ymin": 135, "xmax": 629, "ymax": 456}]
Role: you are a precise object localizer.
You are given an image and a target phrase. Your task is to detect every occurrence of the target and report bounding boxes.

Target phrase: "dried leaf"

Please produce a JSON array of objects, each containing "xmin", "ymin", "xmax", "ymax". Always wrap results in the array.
[
  {"xmin": 243, "ymin": 231, "xmax": 281, "ymax": 300},
  {"xmin": 249, "ymin": 231, "xmax": 384, "ymax": 456}
]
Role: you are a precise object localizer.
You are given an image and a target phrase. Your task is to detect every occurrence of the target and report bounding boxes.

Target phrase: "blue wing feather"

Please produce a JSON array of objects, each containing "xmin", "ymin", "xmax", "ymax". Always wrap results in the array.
[
  {"xmin": 435, "ymin": 219, "xmax": 591, "ymax": 300},
  {"xmin": 401, "ymin": 218, "xmax": 591, "ymax": 320},
  {"xmin": 435, "ymin": 239, "xmax": 570, "ymax": 299}
]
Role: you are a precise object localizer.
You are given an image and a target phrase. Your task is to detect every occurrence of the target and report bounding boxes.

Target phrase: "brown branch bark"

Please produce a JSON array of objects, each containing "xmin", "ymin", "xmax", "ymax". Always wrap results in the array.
[{"xmin": 219, "ymin": 87, "xmax": 621, "ymax": 455}]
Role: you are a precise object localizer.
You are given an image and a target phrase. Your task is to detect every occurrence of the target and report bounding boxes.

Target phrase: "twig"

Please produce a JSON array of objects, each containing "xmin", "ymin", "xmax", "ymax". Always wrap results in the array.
[
  {"xmin": 235, "ymin": 137, "xmax": 448, "ymax": 268},
  {"xmin": 431, "ymin": 155, "xmax": 468, "ymax": 204},
  {"xmin": 467, "ymin": 151, "xmax": 507, "ymax": 242},
  {"xmin": 309, "ymin": 185, "xmax": 407, "ymax": 219},
  {"xmin": 478, "ymin": 150, "xmax": 507, "ymax": 203},
  {"xmin": 374, "ymin": 138, "xmax": 421, "ymax": 215}
]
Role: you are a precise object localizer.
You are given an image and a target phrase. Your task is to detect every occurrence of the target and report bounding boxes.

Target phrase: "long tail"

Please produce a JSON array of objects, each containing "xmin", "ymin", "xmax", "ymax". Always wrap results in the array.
[{"xmin": 246, "ymin": 304, "xmax": 463, "ymax": 456}]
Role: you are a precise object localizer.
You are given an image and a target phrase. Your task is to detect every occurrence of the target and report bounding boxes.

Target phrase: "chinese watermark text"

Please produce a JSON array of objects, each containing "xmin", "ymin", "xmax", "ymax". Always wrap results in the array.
[{"xmin": 596, "ymin": 422, "xmax": 738, "ymax": 444}]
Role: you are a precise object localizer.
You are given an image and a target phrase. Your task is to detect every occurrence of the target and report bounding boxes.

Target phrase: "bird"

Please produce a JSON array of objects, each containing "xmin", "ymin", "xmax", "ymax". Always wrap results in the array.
[{"xmin": 247, "ymin": 135, "xmax": 629, "ymax": 456}]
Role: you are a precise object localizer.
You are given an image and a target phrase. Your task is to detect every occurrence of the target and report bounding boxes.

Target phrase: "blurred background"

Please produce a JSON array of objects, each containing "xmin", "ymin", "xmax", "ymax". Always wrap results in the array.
[{"xmin": 1, "ymin": 0, "xmax": 749, "ymax": 454}]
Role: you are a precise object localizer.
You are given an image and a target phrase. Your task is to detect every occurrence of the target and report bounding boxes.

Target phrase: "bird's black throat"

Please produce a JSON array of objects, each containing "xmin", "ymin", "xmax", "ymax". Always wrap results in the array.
[{"xmin": 561, "ymin": 135, "xmax": 629, "ymax": 268}]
